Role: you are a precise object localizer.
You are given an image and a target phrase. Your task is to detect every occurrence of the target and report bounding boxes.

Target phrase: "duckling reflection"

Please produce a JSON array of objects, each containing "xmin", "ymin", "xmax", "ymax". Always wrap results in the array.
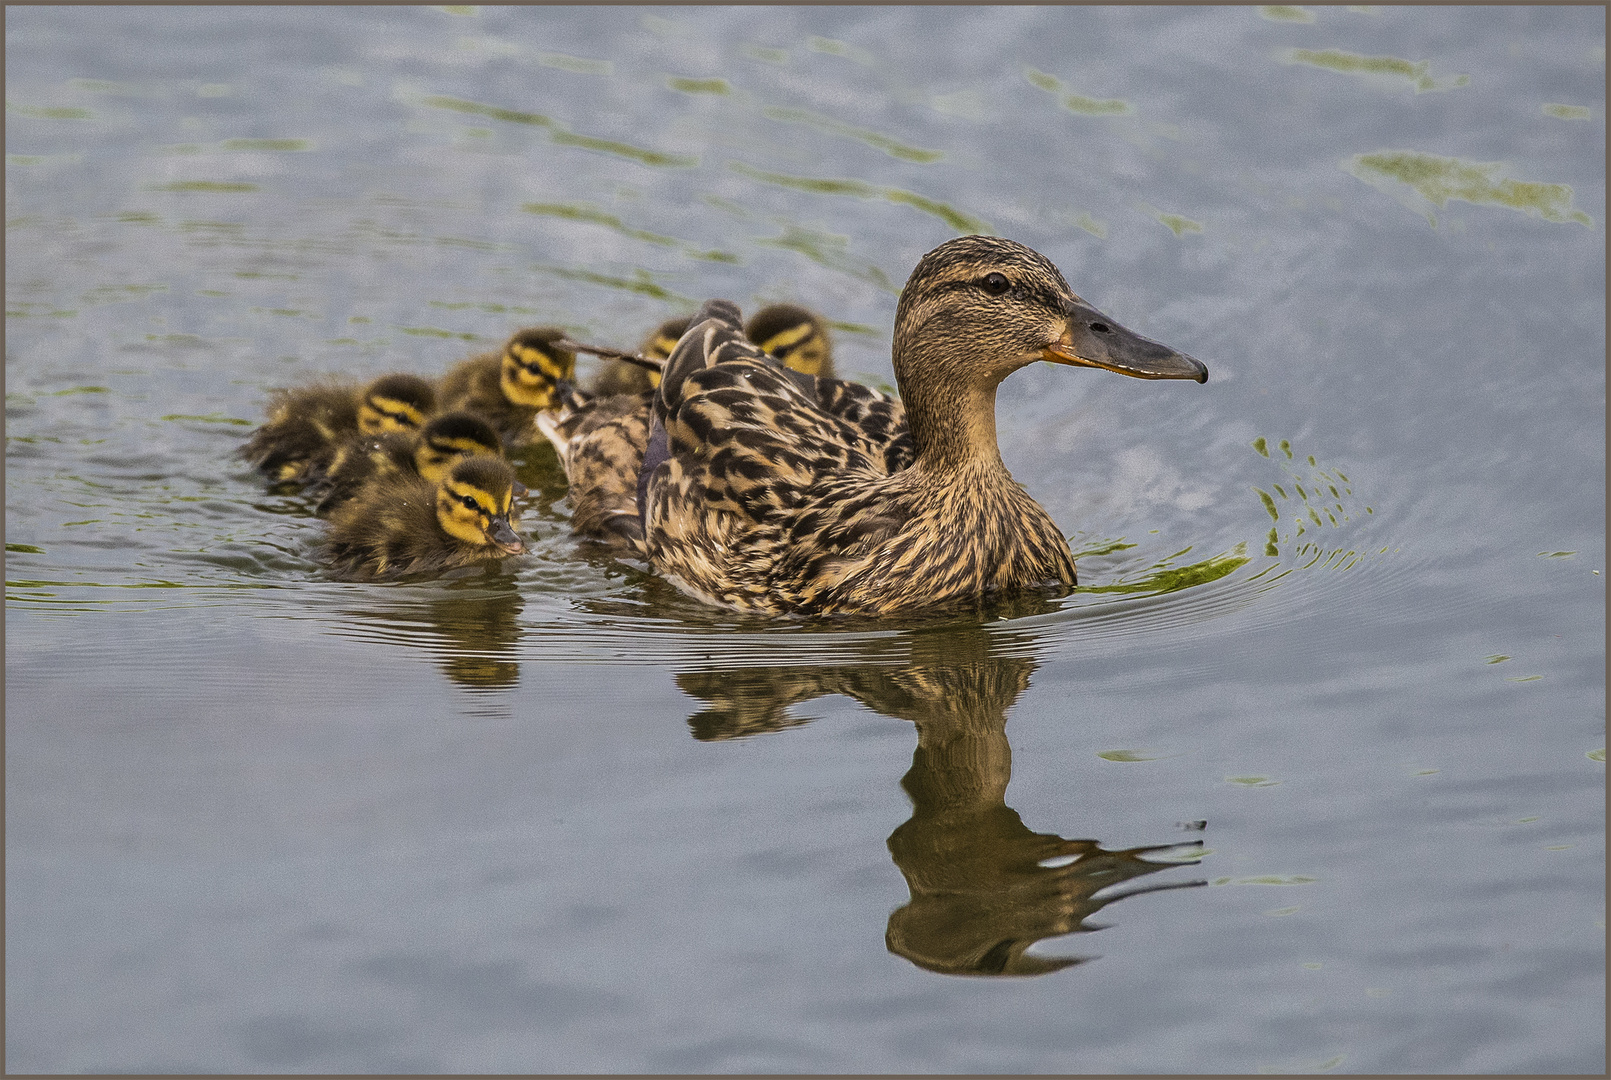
[
  {"xmin": 331, "ymin": 577, "xmax": 524, "ymax": 696},
  {"xmin": 674, "ymin": 623, "xmax": 1204, "ymax": 976}
]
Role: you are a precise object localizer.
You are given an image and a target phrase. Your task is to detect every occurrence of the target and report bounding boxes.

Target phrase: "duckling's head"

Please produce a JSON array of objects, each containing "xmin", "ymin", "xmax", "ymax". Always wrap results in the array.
[
  {"xmin": 894, "ymin": 235, "xmax": 1206, "ymax": 390},
  {"xmin": 628, "ymin": 316, "xmax": 695, "ymax": 390},
  {"xmin": 641, "ymin": 317, "xmax": 694, "ymax": 362},
  {"xmin": 357, "ymin": 374, "xmax": 437, "ymax": 435},
  {"xmin": 745, "ymin": 303, "xmax": 834, "ymax": 378},
  {"xmin": 413, "ymin": 411, "xmax": 504, "ymax": 483},
  {"xmin": 434, "ymin": 456, "xmax": 526, "ymax": 555},
  {"xmin": 499, "ymin": 328, "xmax": 577, "ymax": 409}
]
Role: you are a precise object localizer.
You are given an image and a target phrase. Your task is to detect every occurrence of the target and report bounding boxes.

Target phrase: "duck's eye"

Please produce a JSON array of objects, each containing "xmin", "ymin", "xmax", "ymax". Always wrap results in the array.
[
  {"xmin": 460, "ymin": 494, "xmax": 480, "ymax": 512},
  {"xmin": 982, "ymin": 272, "xmax": 1010, "ymax": 296}
]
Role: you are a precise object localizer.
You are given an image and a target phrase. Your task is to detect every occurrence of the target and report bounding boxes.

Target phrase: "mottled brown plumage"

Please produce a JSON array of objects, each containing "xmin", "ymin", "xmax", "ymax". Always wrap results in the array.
[
  {"xmin": 544, "ymin": 236, "xmax": 1206, "ymax": 616},
  {"xmin": 311, "ymin": 411, "xmax": 506, "ymax": 517},
  {"xmin": 437, "ymin": 328, "xmax": 576, "ymax": 446},
  {"xmin": 240, "ymin": 373, "xmax": 437, "ymax": 485},
  {"xmin": 322, "ymin": 455, "xmax": 525, "ymax": 579}
]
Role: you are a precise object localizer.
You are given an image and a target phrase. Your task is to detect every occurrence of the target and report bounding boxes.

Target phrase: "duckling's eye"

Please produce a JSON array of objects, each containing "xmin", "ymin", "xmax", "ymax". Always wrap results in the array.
[
  {"xmin": 981, "ymin": 272, "xmax": 1010, "ymax": 296},
  {"xmin": 460, "ymin": 494, "xmax": 480, "ymax": 512}
]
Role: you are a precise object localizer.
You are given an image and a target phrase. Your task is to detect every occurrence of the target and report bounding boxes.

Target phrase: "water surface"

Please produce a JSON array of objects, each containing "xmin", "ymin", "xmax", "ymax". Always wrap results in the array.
[{"xmin": 6, "ymin": 6, "xmax": 1604, "ymax": 1073}]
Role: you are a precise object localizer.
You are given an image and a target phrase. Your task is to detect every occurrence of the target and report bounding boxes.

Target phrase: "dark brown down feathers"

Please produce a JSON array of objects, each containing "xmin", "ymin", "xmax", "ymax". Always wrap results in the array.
[{"xmin": 323, "ymin": 456, "xmax": 523, "ymax": 579}]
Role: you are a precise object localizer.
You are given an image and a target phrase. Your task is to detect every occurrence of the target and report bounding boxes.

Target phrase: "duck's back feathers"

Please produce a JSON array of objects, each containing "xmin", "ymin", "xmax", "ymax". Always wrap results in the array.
[{"xmin": 536, "ymin": 391, "xmax": 653, "ymax": 551}]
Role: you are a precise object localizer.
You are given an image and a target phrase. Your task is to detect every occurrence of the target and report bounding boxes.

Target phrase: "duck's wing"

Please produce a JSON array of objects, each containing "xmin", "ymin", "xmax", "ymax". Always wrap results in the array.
[
  {"xmin": 535, "ymin": 389, "xmax": 653, "ymax": 552},
  {"xmin": 643, "ymin": 301, "xmax": 899, "ymax": 609},
  {"xmin": 812, "ymin": 377, "xmax": 912, "ymax": 473}
]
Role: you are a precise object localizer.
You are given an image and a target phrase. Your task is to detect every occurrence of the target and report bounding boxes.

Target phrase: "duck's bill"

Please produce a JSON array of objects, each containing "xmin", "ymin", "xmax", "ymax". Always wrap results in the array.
[
  {"xmin": 1043, "ymin": 301, "xmax": 1208, "ymax": 383},
  {"xmin": 487, "ymin": 516, "xmax": 526, "ymax": 554}
]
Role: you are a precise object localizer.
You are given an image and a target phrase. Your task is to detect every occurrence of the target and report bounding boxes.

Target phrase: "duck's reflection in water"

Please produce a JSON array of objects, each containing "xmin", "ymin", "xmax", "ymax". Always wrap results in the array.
[{"xmin": 675, "ymin": 622, "xmax": 1204, "ymax": 976}]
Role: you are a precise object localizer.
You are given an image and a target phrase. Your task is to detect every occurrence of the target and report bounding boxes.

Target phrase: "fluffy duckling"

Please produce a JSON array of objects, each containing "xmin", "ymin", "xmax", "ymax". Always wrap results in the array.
[
  {"xmin": 311, "ymin": 410, "xmax": 509, "ymax": 517},
  {"xmin": 588, "ymin": 304, "xmax": 837, "ymax": 396},
  {"xmin": 437, "ymin": 328, "xmax": 576, "ymax": 446},
  {"xmin": 744, "ymin": 303, "xmax": 837, "ymax": 379},
  {"xmin": 543, "ymin": 235, "xmax": 1206, "ymax": 616},
  {"xmin": 589, "ymin": 316, "xmax": 690, "ymax": 397},
  {"xmin": 323, "ymin": 455, "xmax": 526, "ymax": 579},
  {"xmin": 241, "ymin": 373, "xmax": 437, "ymax": 485}
]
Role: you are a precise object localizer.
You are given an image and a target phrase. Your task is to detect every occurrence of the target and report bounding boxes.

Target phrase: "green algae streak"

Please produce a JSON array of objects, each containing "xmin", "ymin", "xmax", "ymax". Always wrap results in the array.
[
  {"xmin": 1023, "ymin": 68, "xmax": 1133, "ymax": 116},
  {"xmin": 522, "ymin": 202, "xmax": 677, "ymax": 246},
  {"xmin": 1080, "ymin": 546, "xmax": 1250, "ymax": 597},
  {"xmin": 1347, "ymin": 149, "xmax": 1593, "ymax": 227},
  {"xmin": 761, "ymin": 106, "xmax": 943, "ymax": 163},
  {"xmin": 8, "ymin": 103, "xmax": 94, "ymax": 120},
  {"xmin": 221, "ymin": 138, "xmax": 314, "ymax": 152},
  {"xmin": 1285, "ymin": 48, "xmax": 1469, "ymax": 93},
  {"xmin": 729, "ymin": 162, "xmax": 990, "ymax": 234},
  {"xmin": 668, "ymin": 77, "xmax": 730, "ymax": 95},
  {"xmin": 539, "ymin": 53, "xmax": 613, "ymax": 76},
  {"xmin": 1542, "ymin": 103, "xmax": 1592, "ymax": 120},
  {"xmin": 1150, "ymin": 208, "xmax": 1203, "ymax": 236},
  {"xmin": 1259, "ymin": 6, "xmax": 1315, "ymax": 22},
  {"xmin": 538, "ymin": 266, "xmax": 692, "ymax": 304},
  {"xmin": 755, "ymin": 225, "xmax": 899, "ymax": 295},
  {"xmin": 422, "ymin": 95, "xmax": 552, "ymax": 126},
  {"xmin": 150, "ymin": 181, "xmax": 258, "ymax": 193},
  {"xmin": 421, "ymin": 95, "xmax": 697, "ymax": 167}
]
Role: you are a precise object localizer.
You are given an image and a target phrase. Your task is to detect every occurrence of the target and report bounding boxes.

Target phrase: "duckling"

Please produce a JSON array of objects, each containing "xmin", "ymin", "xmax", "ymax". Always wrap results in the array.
[
  {"xmin": 311, "ymin": 410, "xmax": 508, "ymax": 517},
  {"xmin": 743, "ymin": 302, "xmax": 837, "ymax": 379},
  {"xmin": 542, "ymin": 235, "xmax": 1206, "ymax": 616},
  {"xmin": 323, "ymin": 455, "xmax": 526, "ymax": 579},
  {"xmin": 588, "ymin": 304, "xmax": 837, "ymax": 397},
  {"xmin": 589, "ymin": 316, "xmax": 690, "ymax": 397},
  {"xmin": 436, "ymin": 327, "xmax": 576, "ymax": 446},
  {"xmin": 241, "ymin": 373, "xmax": 437, "ymax": 485}
]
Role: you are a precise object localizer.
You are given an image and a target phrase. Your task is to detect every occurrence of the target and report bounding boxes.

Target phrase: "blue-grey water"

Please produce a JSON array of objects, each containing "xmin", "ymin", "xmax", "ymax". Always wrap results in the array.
[{"xmin": 6, "ymin": 5, "xmax": 1604, "ymax": 1073}]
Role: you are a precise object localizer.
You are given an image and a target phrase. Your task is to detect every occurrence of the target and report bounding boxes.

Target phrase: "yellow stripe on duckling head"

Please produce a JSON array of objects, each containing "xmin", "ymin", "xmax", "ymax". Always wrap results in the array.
[
  {"xmin": 745, "ymin": 304, "xmax": 832, "ymax": 377},
  {"xmin": 357, "ymin": 374, "xmax": 437, "ymax": 434},
  {"xmin": 499, "ymin": 328, "xmax": 577, "ymax": 407},
  {"xmin": 414, "ymin": 412, "xmax": 504, "ymax": 482},
  {"xmin": 358, "ymin": 394, "xmax": 430, "ymax": 434}
]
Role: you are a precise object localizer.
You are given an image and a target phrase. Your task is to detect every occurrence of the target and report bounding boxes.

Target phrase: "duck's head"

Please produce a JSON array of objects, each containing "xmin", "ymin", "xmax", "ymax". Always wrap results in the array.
[
  {"xmin": 412, "ymin": 411, "xmax": 505, "ymax": 483},
  {"xmin": 434, "ymin": 456, "xmax": 526, "ymax": 555},
  {"xmin": 745, "ymin": 303, "xmax": 835, "ymax": 378},
  {"xmin": 894, "ymin": 236, "xmax": 1207, "ymax": 393},
  {"xmin": 499, "ymin": 328, "xmax": 577, "ymax": 409},
  {"xmin": 357, "ymin": 374, "xmax": 437, "ymax": 435}
]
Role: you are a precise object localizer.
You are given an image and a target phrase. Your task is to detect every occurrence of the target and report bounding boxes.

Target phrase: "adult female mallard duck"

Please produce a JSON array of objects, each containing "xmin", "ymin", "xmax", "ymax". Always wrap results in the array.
[
  {"xmin": 322, "ymin": 454, "xmax": 525, "ymax": 579},
  {"xmin": 436, "ymin": 327, "xmax": 577, "ymax": 447},
  {"xmin": 240, "ymin": 372, "xmax": 438, "ymax": 485},
  {"xmin": 311, "ymin": 410, "xmax": 511, "ymax": 517},
  {"xmin": 588, "ymin": 304, "xmax": 838, "ymax": 396},
  {"xmin": 540, "ymin": 235, "xmax": 1206, "ymax": 616}
]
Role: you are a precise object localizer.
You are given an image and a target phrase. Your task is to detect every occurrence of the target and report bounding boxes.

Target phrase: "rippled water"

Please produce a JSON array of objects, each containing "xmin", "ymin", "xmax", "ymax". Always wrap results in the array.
[{"xmin": 7, "ymin": 6, "xmax": 1604, "ymax": 1073}]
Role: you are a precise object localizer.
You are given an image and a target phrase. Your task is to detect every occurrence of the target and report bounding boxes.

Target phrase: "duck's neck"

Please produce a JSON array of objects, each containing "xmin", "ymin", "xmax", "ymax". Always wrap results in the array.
[{"xmin": 900, "ymin": 371, "xmax": 1010, "ymax": 477}]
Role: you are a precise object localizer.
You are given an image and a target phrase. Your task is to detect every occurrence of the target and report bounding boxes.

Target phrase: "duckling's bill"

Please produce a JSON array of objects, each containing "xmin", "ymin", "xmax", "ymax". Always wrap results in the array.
[
  {"xmin": 1043, "ymin": 298, "xmax": 1207, "ymax": 383},
  {"xmin": 487, "ymin": 513, "xmax": 525, "ymax": 554}
]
